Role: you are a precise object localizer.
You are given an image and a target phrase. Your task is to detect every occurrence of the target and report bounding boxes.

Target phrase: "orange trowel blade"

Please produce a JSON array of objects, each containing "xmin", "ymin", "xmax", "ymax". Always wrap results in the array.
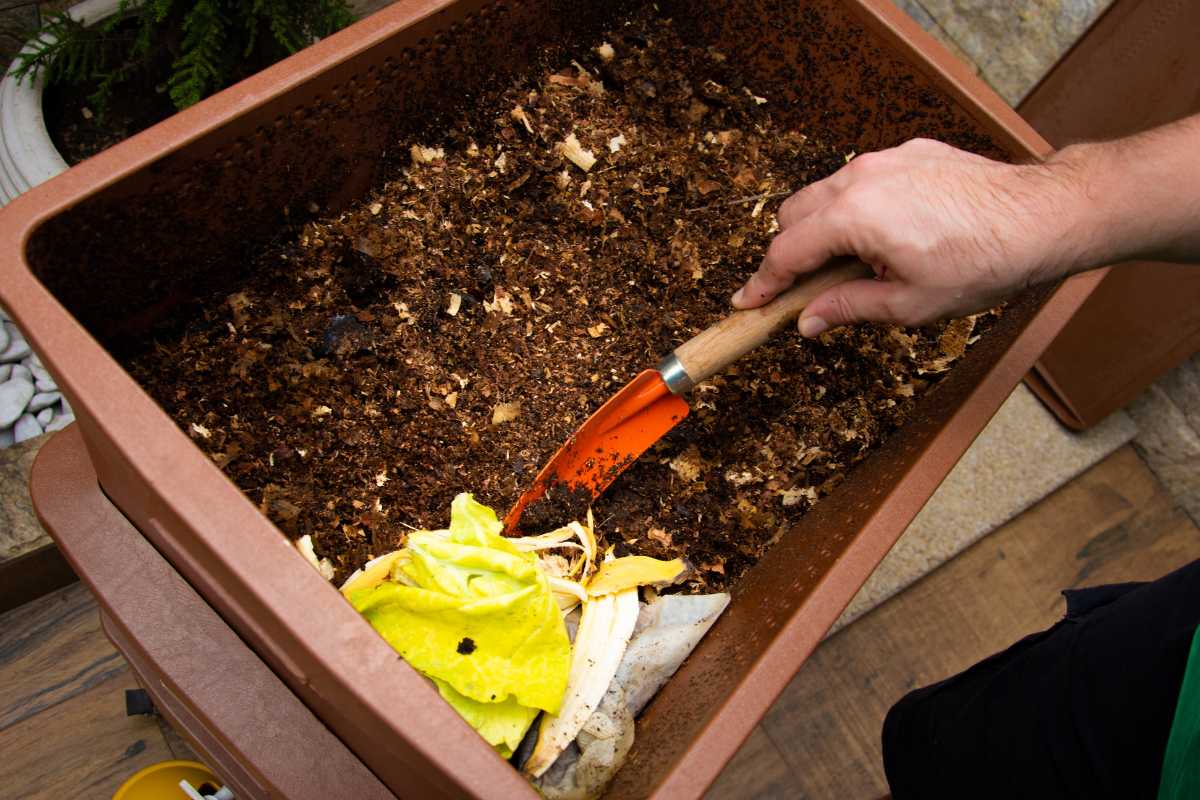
[{"xmin": 504, "ymin": 369, "xmax": 690, "ymax": 531}]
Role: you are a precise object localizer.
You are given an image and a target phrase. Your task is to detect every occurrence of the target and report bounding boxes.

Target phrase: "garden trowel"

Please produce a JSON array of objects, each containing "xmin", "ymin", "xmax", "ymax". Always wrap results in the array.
[{"xmin": 504, "ymin": 258, "xmax": 872, "ymax": 531}]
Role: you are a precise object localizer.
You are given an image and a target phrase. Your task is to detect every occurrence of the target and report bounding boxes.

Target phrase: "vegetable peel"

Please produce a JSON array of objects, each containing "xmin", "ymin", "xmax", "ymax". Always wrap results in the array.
[
  {"xmin": 348, "ymin": 494, "xmax": 570, "ymax": 755},
  {"xmin": 524, "ymin": 580, "xmax": 639, "ymax": 778},
  {"xmin": 587, "ymin": 555, "xmax": 688, "ymax": 597}
]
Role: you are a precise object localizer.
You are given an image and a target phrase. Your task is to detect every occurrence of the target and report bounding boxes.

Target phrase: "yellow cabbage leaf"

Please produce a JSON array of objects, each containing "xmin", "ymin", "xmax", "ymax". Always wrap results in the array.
[{"xmin": 348, "ymin": 493, "xmax": 571, "ymax": 754}]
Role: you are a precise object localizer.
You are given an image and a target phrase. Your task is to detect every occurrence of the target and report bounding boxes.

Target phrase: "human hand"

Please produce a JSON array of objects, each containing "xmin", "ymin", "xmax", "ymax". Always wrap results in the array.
[{"xmin": 731, "ymin": 138, "xmax": 1088, "ymax": 336}]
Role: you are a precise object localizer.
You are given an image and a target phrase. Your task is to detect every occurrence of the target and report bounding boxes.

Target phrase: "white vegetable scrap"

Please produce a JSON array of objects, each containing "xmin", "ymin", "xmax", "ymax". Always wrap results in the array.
[
  {"xmin": 595, "ymin": 42, "xmax": 615, "ymax": 62},
  {"xmin": 492, "ymin": 401, "xmax": 522, "ymax": 425},
  {"xmin": 613, "ymin": 593, "xmax": 731, "ymax": 716},
  {"xmin": 534, "ymin": 593, "xmax": 732, "ymax": 799},
  {"xmin": 668, "ymin": 444, "xmax": 705, "ymax": 482},
  {"xmin": 484, "ymin": 287, "xmax": 516, "ymax": 315},
  {"xmin": 781, "ymin": 485, "xmax": 818, "ymax": 507},
  {"xmin": 744, "ymin": 87, "xmax": 767, "ymax": 104},
  {"xmin": 446, "ymin": 293, "xmax": 462, "ymax": 317},
  {"xmin": 511, "ymin": 105, "xmax": 535, "ymax": 134},
  {"xmin": 295, "ymin": 535, "xmax": 335, "ymax": 581},
  {"xmin": 524, "ymin": 582, "xmax": 640, "ymax": 778},
  {"xmin": 751, "ymin": 195, "xmax": 767, "ymax": 218},
  {"xmin": 607, "ymin": 134, "xmax": 626, "ymax": 153},
  {"xmin": 410, "ymin": 144, "xmax": 445, "ymax": 164},
  {"xmin": 535, "ymin": 684, "xmax": 634, "ymax": 800},
  {"xmin": 557, "ymin": 133, "xmax": 597, "ymax": 172}
]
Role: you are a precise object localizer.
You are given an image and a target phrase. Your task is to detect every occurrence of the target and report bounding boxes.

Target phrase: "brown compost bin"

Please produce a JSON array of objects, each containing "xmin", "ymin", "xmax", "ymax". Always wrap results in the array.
[{"xmin": 0, "ymin": 1, "xmax": 1100, "ymax": 797}]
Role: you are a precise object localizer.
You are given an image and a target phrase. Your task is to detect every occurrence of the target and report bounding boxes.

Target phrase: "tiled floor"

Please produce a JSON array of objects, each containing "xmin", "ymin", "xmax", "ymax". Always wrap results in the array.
[{"xmin": 894, "ymin": 0, "xmax": 1115, "ymax": 104}]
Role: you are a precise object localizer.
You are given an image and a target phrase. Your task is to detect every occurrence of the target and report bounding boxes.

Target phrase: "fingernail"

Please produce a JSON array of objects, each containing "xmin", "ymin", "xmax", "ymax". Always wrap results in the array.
[
  {"xmin": 731, "ymin": 287, "xmax": 745, "ymax": 307},
  {"xmin": 799, "ymin": 315, "xmax": 828, "ymax": 338}
]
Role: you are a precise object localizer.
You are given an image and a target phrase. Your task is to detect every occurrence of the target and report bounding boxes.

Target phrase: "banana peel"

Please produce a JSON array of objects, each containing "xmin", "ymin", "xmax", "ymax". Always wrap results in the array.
[
  {"xmin": 523, "ymin": 582, "xmax": 640, "ymax": 778},
  {"xmin": 586, "ymin": 555, "xmax": 688, "ymax": 597}
]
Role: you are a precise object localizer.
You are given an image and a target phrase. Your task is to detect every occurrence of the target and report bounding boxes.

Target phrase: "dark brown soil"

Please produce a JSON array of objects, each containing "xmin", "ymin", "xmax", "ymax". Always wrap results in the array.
[
  {"xmin": 42, "ymin": 41, "xmax": 177, "ymax": 165},
  {"xmin": 125, "ymin": 10, "xmax": 996, "ymax": 591}
]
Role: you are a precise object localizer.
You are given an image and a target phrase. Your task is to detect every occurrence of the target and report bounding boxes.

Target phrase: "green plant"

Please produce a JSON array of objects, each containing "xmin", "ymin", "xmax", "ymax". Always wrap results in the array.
[{"xmin": 13, "ymin": 0, "xmax": 354, "ymax": 113}]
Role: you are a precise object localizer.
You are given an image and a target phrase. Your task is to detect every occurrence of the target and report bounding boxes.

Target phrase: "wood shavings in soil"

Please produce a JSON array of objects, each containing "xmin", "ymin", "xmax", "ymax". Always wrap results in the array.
[{"xmin": 125, "ymin": 9, "xmax": 999, "ymax": 591}]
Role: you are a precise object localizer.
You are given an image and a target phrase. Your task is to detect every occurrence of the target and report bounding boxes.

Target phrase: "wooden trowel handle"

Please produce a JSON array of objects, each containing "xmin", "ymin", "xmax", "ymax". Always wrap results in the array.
[{"xmin": 671, "ymin": 258, "xmax": 874, "ymax": 389}]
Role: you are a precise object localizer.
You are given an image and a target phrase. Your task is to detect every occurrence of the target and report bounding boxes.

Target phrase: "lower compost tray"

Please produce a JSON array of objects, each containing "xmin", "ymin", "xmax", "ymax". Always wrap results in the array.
[
  {"xmin": 30, "ymin": 426, "xmax": 391, "ymax": 800},
  {"xmin": 0, "ymin": 0, "xmax": 1099, "ymax": 797}
]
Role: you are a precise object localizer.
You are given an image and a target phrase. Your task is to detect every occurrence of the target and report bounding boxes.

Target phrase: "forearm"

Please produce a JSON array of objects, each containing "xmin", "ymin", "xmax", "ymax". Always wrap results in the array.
[
  {"xmin": 1047, "ymin": 113, "xmax": 1200, "ymax": 275},
  {"xmin": 734, "ymin": 115, "xmax": 1200, "ymax": 334}
]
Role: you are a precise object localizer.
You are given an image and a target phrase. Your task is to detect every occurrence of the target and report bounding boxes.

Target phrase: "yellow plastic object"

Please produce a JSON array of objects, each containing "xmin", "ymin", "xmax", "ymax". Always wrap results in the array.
[{"xmin": 113, "ymin": 760, "xmax": 220, "ymax": 800}]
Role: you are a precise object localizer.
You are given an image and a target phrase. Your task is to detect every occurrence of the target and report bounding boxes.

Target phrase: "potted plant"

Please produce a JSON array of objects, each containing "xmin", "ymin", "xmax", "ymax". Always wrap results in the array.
[
  {"xmin": 0, "ymin": 0, "xmax": 354, "ymax": 446},
  {"xmin": 0, "ymin": 0, "xmax": 354, "ymax": 203}
]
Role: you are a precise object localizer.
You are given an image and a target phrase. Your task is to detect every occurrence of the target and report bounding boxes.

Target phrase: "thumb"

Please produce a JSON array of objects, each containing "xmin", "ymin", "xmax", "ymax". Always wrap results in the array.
[{"xmin": 797, "ymin": 278, "xmax": 907, "ymax": 337}]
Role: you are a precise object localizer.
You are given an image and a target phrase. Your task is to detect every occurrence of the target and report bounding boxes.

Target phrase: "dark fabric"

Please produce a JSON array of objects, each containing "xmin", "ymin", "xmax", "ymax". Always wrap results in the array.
[{"xmin": 882, "ymin": 559, "xmax": 1200, "ymax": 800}]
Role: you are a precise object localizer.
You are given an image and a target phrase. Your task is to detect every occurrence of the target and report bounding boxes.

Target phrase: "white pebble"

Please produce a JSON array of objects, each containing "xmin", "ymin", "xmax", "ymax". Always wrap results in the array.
[
  {"xmin": 0, "ymin": 365, "xmax": 10, "ymax": 383},
  {"xmin": 0, "ymin": 428, "xmax": 12, "ymax": 447},
  {"xmin": 28, "ymin": 391, "xmax": 60, "ymax": 412},
  {"xmin": 0, "ymin": 306, "xmax": 8, "ymax": 321},
  {"xmin": 10, "ymin": 364, "xmax": 30, "ymax": 383},
  {"xmin": 0, "ymin": 323, "xmax": 29, "ymax": 363},
  {"xmin": 0, "ymin": 324, "xmax": 8, "ymax": 355},
  {"xmin": 36, "ymin": 407, "xmax": 52, "ymax": 427},
  {"xmin": 60, "ymin": 396, "xmax": 72, "ymax": 417},
  {"xmin": 13, "ymin": 413, "xmax": 41, "ymax": 443},
  {"xmin": 30, "ymin": 353, "xmax": 40, "ymax": 368},
  {"xmin": 45, "ymin": 413, "xmax": 74, "ymax": 433},
  {"xmin": 35, "ymin": 378, "xmax": 56, "ymax": 392},
  {"xmin": 0, "ymin": 379, "xmax": 34, "ymax": 428},
  {"xmin": 30, "ymin": 363, "xmax": 50, "ymax": 382}
]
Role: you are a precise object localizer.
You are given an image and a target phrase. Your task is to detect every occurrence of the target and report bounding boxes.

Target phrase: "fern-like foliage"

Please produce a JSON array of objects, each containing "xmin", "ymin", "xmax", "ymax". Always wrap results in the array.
[{"xmin": 13, "ymin": 0, "xmax": 354, "ymax": 113}]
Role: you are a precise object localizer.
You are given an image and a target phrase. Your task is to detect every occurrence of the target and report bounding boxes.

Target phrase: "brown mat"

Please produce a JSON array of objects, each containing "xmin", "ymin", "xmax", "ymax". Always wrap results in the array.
[{"xmin": 1021, "ymin": 0, "xmax": 1200, "ymax": 430}]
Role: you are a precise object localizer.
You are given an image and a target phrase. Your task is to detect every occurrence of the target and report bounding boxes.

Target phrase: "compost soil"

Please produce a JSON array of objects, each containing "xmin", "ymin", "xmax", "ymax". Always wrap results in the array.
[
  {"xmin": 44, "ymin": 78, "xmax": 175, "ymax": 165},
  {"xmin": 41, "ymin": 26, "xmax": 177, "ymax": 166},
  {"xmin": 126, "ymin": 10, "xmax": 997, "ymax": 590}
]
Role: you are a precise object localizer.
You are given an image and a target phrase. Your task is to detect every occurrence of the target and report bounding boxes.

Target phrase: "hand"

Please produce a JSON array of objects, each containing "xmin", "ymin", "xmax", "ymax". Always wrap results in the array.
[{"xmin": 731, "ymin": 138, "xmax": 1088, "ymax": 335}]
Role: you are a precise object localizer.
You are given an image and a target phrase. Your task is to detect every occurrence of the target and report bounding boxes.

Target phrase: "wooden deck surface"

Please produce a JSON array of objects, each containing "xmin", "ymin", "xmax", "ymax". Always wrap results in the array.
[{"xmin": 707, "ymin": 445, "xmax": 1200, "ymax": 798}]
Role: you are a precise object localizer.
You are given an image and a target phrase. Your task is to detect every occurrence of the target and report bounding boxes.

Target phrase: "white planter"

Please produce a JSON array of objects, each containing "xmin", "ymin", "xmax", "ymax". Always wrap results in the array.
[
  {"xmin": 0, "ymin": 0, "xmax": 123, "ymax": 205},
  {"xmin": 0, "ymin": 0, "xmax": 115, "ymax": 443}
]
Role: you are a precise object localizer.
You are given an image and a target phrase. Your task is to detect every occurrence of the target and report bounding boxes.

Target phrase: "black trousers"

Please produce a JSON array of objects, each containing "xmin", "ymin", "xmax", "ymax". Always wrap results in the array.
[{"xmin": 882, "ymin": 559, "xmax": 1200, "ymax": 800}]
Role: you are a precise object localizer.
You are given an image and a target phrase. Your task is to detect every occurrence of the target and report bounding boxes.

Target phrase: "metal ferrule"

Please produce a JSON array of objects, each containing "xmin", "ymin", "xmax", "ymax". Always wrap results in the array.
[{"xmin": 656, "ymin": 353, "xmax": 694, "ymax": 395}]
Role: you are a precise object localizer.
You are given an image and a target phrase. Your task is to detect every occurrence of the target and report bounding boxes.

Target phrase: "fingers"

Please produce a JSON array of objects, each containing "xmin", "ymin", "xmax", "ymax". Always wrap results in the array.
[
  {"xmin": 732, "ymin": 216, "xmax": 840, "ymax": 309},
  {"xmin": 777, "ymin": 177, "xmax": 836, "ymax": 229},
  {"xmin": 797, "ymin": 278, "xmax": 910, "ymax": 336}
]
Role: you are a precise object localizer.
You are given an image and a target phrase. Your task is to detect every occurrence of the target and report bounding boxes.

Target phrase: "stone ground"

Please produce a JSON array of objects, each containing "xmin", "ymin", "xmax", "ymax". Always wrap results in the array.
[
  {"xmin": 0, "ymin": 1, "xmax": 38, "ymax": 67},
  {"xmin": 894, "ymin": 0, "xmax": 1113, "ymax": 105}
]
